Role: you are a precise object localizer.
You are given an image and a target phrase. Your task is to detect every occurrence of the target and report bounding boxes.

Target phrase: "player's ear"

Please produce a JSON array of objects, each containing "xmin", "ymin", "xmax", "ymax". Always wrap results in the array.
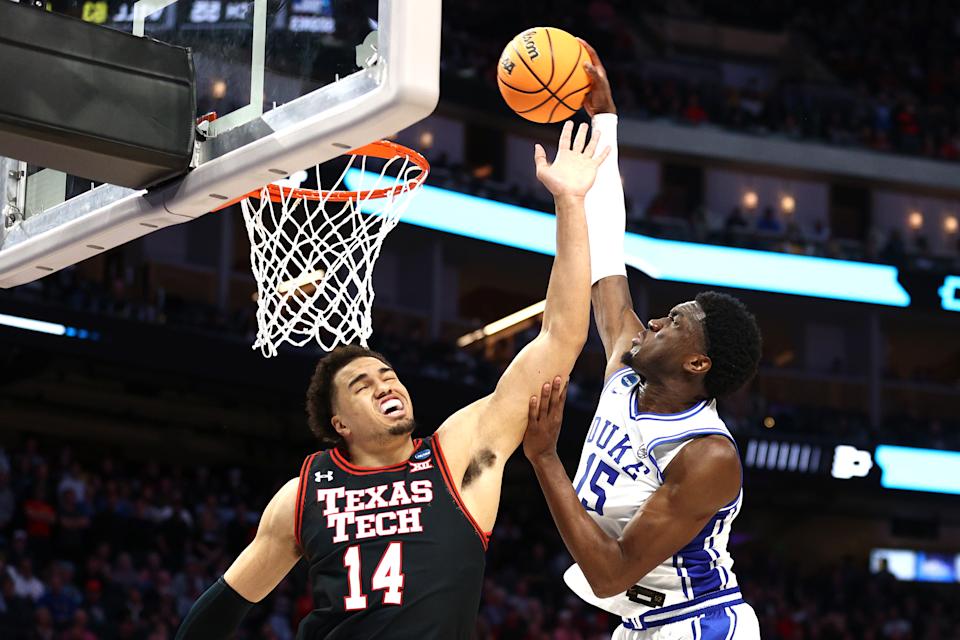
[
  {"xmin": 332, "ymin": 415, "xmax": 349, "ymax": 438},
  {"xmin": 683, "ymin": 353, "xmax": 711, "ymax": 375}
]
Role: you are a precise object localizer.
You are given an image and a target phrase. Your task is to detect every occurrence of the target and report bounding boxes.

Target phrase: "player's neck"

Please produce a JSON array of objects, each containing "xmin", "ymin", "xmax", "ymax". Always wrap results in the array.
[
  {"xmin": 344, "ymin": 436, "xmax": 416, "ymax": 468},
  {"xmin": 635, "ymin": 380, "xmax": 706, "ymax": 416}
]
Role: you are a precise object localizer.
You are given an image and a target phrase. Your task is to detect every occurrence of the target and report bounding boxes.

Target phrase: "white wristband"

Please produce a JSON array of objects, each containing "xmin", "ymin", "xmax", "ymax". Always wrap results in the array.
[{"xmin": 585, "ymin": 113, "xmax": 627, "ymax": 284}]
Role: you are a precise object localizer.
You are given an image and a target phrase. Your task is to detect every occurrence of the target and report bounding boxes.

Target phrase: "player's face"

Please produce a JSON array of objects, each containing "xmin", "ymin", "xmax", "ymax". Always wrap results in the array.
[
  {"xmin": 331, "ymin": 357, "xmax": 416, "ymax": 443},
  {"xmin": 621, "ymin": 301, "xmax": 709, "ymax": 379}
]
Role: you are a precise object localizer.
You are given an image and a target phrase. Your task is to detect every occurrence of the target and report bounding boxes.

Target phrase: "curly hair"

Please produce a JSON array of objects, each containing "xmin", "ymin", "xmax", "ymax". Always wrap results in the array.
[
  {"xmin": 306, "ymin": 345, "xmax": 393, "ymax": 447},
  {"xmin": 695, "ymin": 291, "xmax": 762, "ymax": 398}
]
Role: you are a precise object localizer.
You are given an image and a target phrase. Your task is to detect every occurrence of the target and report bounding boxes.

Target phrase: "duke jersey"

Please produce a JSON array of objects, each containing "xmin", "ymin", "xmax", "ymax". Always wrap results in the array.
[
  {"xmin": 564, "ymin": 368, "xmax": 756, "ymax": 637},
  {"xmin": 295, "ymin": 435, "xmax": 488, "ymax": 639}
]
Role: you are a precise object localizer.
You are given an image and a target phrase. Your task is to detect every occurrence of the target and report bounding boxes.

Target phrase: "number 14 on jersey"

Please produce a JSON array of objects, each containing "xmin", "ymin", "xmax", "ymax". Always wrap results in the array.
[{"xmin": 343, "ymin": 542, "xmax": 405, "ymax": 610}]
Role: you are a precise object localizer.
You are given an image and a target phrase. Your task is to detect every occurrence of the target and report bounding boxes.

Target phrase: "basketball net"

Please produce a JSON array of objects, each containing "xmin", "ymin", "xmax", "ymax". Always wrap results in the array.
[{"xmin": 239, "ymin": 141, "xmax": 428, "ymax": 357}]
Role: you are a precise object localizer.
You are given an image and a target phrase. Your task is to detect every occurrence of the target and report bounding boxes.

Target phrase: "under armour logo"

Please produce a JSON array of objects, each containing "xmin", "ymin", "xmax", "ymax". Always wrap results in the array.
[
  {"xmin": 409, "ymin": 460, "xmax": 433, "ymax": 473},
  {"xmin": 314, "ymin": 471, "xmax": 334, "ymax": 482}
]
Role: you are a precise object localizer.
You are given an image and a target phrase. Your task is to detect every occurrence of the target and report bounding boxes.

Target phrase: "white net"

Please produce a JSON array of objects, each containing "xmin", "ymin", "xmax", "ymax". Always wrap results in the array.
[{"xmin": 240, "ymin": 147, "xmax": 427, "ymax": 357}]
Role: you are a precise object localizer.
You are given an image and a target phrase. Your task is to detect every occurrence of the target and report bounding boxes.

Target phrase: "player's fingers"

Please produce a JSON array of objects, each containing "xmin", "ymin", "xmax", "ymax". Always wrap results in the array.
[
  {"xmin": 550, "ymin": 376, "xmax": 564, "ymax": 414},
  {"xmin": 584, "ymin": 129, "xmax": 601, "ymax": 158},
  {"xmin": 559, "ymin": 378, "xmax": 569, "ymax": 406},
  {"xmin": 539, "ymin": 382, "xmax": 552, "ymax": 420},
  {"xmin": 593, "ymin": 145, "xmax": 612, "ymax": 166},
  {"xmin": 534, "ymin": 143, "xmax": 547, "ymax": 169},
  {"xmin": 573, "ymin": 122, "xmax": 589, "ymax": 153},
  {"xmin": 558, "ymin": 120, "xmax": 573, "ymax": 150},
  {"xmin": 583, "ymin": 61, "xmax": 603, "ymax": 83},
  {"xmin": 528, "ymin": 395, "xmax": 539, "ymax": 423},
  {"xmin": 577, "ymin": 37, "xmax": 602, "ymax": 67}
]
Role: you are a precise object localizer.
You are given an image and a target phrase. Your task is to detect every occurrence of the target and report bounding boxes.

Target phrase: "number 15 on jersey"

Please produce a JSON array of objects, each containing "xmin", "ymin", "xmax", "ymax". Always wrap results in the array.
[{"xmin": 574, "ymin": 453, "xmax": 618, "ymax": 515}]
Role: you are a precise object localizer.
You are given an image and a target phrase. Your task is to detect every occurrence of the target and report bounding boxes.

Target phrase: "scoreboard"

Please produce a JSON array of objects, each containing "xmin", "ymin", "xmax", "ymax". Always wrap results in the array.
[
  {"xmin": 744, "ymin": 436, "xmax": 960, "ymax": 497},
  {"xmin": 74, "ymin": 0, "xmax": 337, "ymax": 33}
]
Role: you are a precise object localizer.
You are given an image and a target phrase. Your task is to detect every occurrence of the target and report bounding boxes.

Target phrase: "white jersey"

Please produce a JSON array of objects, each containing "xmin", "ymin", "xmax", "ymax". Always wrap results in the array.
[{"xmin": 564, "ymin": 367, "xmax": 746, "ymax": 632}]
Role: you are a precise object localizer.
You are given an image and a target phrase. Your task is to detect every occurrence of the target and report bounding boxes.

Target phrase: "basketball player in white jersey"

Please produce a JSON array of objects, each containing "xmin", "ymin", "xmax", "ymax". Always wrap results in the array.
[{"xmin": 522, "ymin": 41, "xmax": 763, "ymax": 639}]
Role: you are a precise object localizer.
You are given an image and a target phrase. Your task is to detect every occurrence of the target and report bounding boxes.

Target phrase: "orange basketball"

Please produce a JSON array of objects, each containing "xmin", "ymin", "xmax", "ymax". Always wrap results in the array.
[{"xmin": 496, "ymin": 27, "xmax": 592, "ymax": 124}]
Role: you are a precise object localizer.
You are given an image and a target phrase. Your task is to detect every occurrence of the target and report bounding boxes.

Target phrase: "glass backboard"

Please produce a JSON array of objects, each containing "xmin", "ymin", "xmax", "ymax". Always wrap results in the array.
[{"xmin": 0, "ymin": 0, "xmax": 440, "ymax": 287}]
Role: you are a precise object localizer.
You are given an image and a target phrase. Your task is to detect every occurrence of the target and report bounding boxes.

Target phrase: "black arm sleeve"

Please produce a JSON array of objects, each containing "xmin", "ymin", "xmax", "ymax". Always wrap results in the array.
[{"xmin": 175, "ymin": 577, "xmax": 255, "ymax": 640}]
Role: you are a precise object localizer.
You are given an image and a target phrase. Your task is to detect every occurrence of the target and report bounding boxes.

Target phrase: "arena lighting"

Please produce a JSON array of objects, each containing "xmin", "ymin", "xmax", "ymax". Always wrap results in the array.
[
  {"xmin": 345, "ymin": 170, "xmax": 911, "ymax": 307},
  {"xmin": 939, "ymin": 276, "xmax": 960, "ymax": 311},
  {"xmin": 875, "ymin": 445, "xmax": 960, "ymax": 496},
  {"xmin": 870, "ymin": 549, "xmax": 960, "ymax": 583},
  {"xmin": 780, "ymin": 195, "xmax": 795, "ymax": 214},
  {"xmin": 211, "ymin": 79, "xmax": 228, "ymax": 100},
  {"xmin": 908, "ymin": 210, "xmax": 924, "ymax": 229},
  {"xmin": 0, "ymin": 313, "xmax": 65, "ymax": 335},
  {"xmin": 743, "ymin": 439, "xmax": 820, "ymax": 473},
  {"xmin": 741, "ymin": 190, "xmax": 758, "ymax": 210},
  {"xmin": 456, "ymin": 299, "xmax": 546, "ymax": 347},
  {"xmin": 0, "ymin": 313, "xmax": 98, "ymax": 340},
  {"xmin": 945, "ymin": 215, "xmax": 958, "ymax": 234}
]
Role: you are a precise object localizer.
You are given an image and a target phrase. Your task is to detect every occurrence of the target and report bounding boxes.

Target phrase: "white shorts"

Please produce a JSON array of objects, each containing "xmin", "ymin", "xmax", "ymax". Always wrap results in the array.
[{"xmin": 611, "ymin": 602, "xmax": 760, "ymax": 640}]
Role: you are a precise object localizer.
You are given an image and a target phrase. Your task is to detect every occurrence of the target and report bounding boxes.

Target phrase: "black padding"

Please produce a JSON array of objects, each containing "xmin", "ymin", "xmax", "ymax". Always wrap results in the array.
[
  {"xmin": 174, "ymin": 577, "xmax": 254, "ymax": 640},
  {"xmin": 0, "ymin": 2, "xmax": 196, "ymax": 189}
]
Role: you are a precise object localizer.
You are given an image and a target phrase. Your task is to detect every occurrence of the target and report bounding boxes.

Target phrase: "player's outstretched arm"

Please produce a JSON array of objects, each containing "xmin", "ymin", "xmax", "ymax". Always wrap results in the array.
[
  {"xmin": 579, "ymin": 39, "xmax": 643, "ymax": 379},
  {"xmin": 523, "ymin": 380, "xmax": 740, "ymax": 598},
  {"xmin": 435, "ymin": 122, "xmax": 606, "ymax": 523},
  {"xmin": 175, "ymin": 478, "xmax": 301, "ymax": 640},
  {"xmin": 474, "ymin": 121, "xmax": 608, "ymax": 453}
]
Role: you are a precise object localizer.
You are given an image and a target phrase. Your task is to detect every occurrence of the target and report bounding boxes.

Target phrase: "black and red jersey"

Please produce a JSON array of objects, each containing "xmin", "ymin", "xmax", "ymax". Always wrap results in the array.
[{"xmin": 294, "ymin": 435, "xmax": 488, "ymax": 639}]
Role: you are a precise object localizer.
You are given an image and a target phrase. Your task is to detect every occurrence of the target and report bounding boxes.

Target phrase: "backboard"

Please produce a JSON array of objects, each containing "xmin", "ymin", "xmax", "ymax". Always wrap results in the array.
[{"xmin": 0, "ymin": 0, "xmax": 440, "ymax": 287}]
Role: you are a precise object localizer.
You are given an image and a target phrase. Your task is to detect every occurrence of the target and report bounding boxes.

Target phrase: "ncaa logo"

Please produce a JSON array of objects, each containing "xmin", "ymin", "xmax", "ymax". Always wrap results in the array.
[
  {"xmin": 622, "ymin": 373, "xmax": 641, "ymax": 388},
  {"xmin": 413, "ymin": 449, "xmax": 432, "ymax": 462}
]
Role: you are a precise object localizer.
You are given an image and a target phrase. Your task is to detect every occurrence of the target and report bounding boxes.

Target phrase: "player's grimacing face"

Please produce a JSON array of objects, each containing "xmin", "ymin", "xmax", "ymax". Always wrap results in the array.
[
  {"xmin": 622, "ymin": 301, "xmax": 708, "ymax": 376},
  {"xmin": 331, "ymin": 357, "xmax": 415, "ymax": 441}
]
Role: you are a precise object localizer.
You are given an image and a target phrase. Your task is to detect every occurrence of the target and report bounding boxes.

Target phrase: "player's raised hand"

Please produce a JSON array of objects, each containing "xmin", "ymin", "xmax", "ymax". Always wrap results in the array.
[
  {"xmin": 577, "ymin": 38, "xmax": 616, "ymax": 117},
  {"xmin": 534, "ymin": 121, "xmax": 610, "ymax": 198},
  {"xmin": 523, "ymin": 376, "xmax": 568, "ymax": 463}
]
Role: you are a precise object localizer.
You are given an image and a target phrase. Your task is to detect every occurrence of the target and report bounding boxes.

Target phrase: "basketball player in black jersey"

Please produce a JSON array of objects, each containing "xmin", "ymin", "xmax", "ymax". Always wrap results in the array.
[{"xmin": 174, "ymin": 121, "xmax": 610, "ymax": 640}]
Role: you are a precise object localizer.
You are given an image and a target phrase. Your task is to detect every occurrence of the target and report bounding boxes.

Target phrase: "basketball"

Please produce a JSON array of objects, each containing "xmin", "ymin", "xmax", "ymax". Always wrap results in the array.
[{"xmin": 497, "ymin": 27, "xmax": 592, "ymax": 123}]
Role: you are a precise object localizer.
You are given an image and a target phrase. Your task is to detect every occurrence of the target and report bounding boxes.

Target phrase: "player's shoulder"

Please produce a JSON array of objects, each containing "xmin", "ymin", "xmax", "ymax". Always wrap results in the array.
[
  {"xmin": 663, "ymin": 435, "xmax": 741, "ymax": 506},
  {"xmin": 259, "ymin": 477, "xmax": 300, "ymax": 540},
  {"xmin": 599, "ymin": 367, "xmax": 642, "ymax": 399},
  {"xmin": 635, "ymin": 400, "xmax": 733, "ymax": 465},
  {"xmin": 276, "ymin": 477, "xmax": 301, "ymax": 508},
  {"xmin": 273, "ymin": 476, "xmax": 300, "ymax": 500}
]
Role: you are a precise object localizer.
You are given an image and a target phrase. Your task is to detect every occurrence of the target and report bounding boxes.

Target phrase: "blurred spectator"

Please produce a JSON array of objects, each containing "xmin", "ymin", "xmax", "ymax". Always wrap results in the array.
[
  {"xmin": 55, "ymin": 489, "xmax": 91, "ymax": 563},
  {"xmin": 682, "ymin": 93, "xmax": 708, "ymax": 125},
  {"xmin": 36, "ymin": 571, "xmax": 79, "ymax": 627},
  {"xmin": 756, "ymin": 206, "xmax": 783, "ymax": 233},
  {"xmin": 8, "ymin": 558, "xmax": 44, "ymax": 602},
  {"xmin": 61, "ymin": 609, "xmax": 97, "ymax": 640},
  {"xmin": 725, "ymin": 206, "xmax": 750, "ymax": 232},
  {"xmin": 0, "ymin": 471, "xmax": 14, "ymax": 532}
]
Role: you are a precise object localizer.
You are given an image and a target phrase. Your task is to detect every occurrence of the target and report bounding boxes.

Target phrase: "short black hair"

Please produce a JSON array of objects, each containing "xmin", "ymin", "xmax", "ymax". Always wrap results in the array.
[
  {"xmin": 306, "ymin": 345, "xmax": 393, "ymax": 447},
  {"xmin": 695, "ymin": 291, "xmax": 762, "ymax": 398}
]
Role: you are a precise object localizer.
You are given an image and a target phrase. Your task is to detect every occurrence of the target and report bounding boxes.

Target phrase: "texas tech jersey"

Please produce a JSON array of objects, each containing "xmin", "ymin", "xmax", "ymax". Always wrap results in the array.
[
  {"xmin": 564, "ymin": 368, "xmax": 746, "ymax": 630},
  {"xmin": 295, "ymin": 435, "xmax": 488, "ymax": 639}
]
